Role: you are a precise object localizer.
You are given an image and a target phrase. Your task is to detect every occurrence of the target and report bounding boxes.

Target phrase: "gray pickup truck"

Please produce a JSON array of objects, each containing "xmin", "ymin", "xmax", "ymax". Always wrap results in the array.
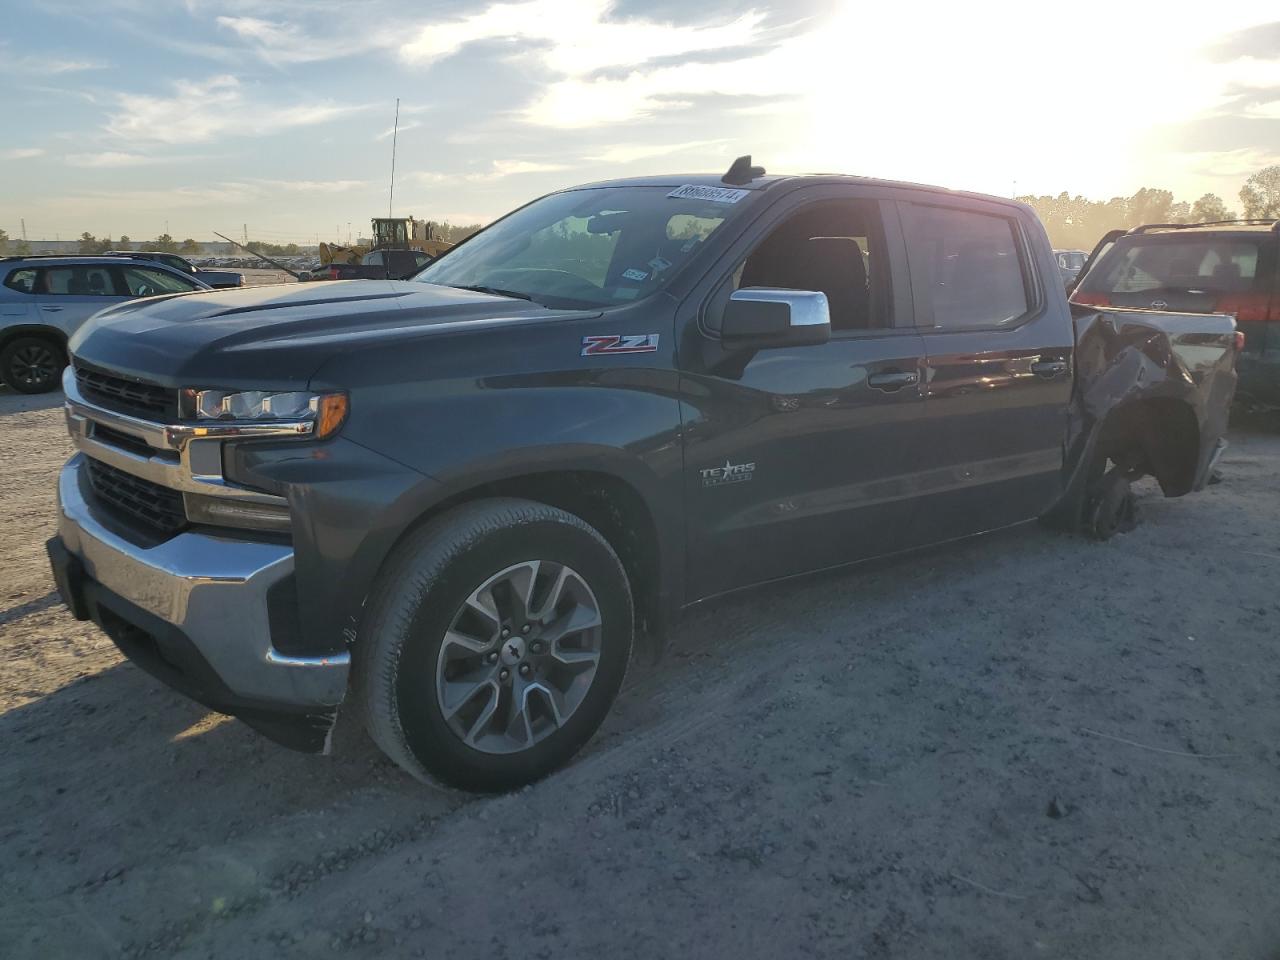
[
  {"xmin": 105, "ymin": 251, "xmax": 244, "ymax": 290},
  {"xmin": 46, "ymin": 159, "xmax": 1239, "ymax": 791}
]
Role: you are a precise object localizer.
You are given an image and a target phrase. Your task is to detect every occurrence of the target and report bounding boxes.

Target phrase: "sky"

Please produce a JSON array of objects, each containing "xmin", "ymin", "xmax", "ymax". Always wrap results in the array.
[{"xmin": 1, "ymin": 0, "xmax": 1278, "ymax": 244}]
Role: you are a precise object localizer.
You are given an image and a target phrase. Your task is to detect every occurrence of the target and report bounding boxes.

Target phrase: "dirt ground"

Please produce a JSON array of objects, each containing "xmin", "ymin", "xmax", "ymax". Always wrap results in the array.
[
  {"xmin": 239, "ymin": 267, "xmax": 301, "ymax": 287},
  {"xmin": 1, "ymin": 386, "xmax": 1278, "ymax": 959}
]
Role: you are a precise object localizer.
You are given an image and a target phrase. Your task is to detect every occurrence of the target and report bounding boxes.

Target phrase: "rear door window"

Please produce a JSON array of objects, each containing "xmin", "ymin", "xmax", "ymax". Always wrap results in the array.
[
  {"xmin": 901, "ymin": 204, "xmax": 1031, "ymax": 328},
  {"xmin": 40, "ymin": 265, "xmax": 119, "ymax": 296}
]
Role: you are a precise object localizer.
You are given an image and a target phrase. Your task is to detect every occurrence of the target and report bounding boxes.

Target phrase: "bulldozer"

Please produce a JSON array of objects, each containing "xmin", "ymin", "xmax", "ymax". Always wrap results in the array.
[{"xmin": 319, "ymin": 216, "xmax": 454, "ymax": 266}]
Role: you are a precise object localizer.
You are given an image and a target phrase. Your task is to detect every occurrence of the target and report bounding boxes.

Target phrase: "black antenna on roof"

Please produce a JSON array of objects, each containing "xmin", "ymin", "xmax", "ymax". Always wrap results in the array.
[{"xmin": 722, "ymin": 155, "xmax": 765, "ymax": 186}]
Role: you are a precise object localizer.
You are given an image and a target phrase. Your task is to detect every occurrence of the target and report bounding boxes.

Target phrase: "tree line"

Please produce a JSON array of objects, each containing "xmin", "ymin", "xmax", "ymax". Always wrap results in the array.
[
  {"xmin": 1019, "ymin": 164, "xmax": 1280, "ymax": 251},
  {"xmin": 4, "ymin": 168, "xmax": 1276, "ymax": 259},
  {"xmin": 0, "ymin": 222, "xmax": 484, "ymax": 258}
]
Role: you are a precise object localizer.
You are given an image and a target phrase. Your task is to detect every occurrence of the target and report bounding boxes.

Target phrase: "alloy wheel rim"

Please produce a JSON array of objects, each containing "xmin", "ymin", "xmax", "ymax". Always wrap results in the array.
[
  {"xmin": 10, "ymin": 344, "xmax": 57, "ymax": 388},
  {"xmin": 435, "ymin": 560, "xmax": 602, "ymax": 755}
]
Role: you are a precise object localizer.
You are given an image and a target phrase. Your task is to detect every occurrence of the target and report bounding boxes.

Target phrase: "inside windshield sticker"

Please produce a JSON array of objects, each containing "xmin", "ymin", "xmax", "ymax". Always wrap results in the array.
[
  {"xmin": 612, "ymin": 288, "xmax": 640, "ymax": 300},
  {"xmin": 668, "ymin": 184, "xmax": 749, "ymax": 204},
  {"xmin": 648, "ymin": 255, "xmax": 672, "ymax": 273},
  {"xmin": 581, "ymin": 334, "xmax": 659, "ymax": 356},
  {"xmin": 621, "ymin": 267, "xmax": 649, "ymax": 282}
]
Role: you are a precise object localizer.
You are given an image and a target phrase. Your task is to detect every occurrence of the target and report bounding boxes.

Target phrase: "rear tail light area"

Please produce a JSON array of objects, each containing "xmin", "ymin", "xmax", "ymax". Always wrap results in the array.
[
  {"xmin": 1070, "ymin": 291, "xmax": 1111, "ymax": 308},
  {"xmin": 1234, "ymin": 330, "xmax": 1247, "ymax": 353},
  {"xmin": 1214, "ymin": 293, "xmax": 1273, "ymax": 323}
]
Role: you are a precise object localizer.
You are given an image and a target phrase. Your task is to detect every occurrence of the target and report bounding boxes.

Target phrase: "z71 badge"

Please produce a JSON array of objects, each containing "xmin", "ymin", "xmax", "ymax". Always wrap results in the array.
[{"xmin": 581, "ymin": 334, "xmax": 660, "ymax": 356}]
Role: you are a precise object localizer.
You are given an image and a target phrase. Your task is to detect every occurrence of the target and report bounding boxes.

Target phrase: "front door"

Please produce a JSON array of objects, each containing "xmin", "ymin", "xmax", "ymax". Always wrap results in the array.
[{"xmin": 678, "ymin": 192, "xmax": 931, "ymax": 601}]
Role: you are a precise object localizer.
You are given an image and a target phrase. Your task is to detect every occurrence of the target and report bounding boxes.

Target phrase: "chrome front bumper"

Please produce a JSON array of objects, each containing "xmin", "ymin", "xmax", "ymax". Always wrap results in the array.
[{"xmin": 57, "ymin": 454, "xmax": 350, "ymax": 708}]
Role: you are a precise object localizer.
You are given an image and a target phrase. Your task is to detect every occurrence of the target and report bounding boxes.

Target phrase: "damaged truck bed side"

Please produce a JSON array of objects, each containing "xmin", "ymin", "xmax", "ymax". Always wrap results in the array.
[{"xmin": 47, "ymin": 161, "xmax": 1239, "ymax": 791}]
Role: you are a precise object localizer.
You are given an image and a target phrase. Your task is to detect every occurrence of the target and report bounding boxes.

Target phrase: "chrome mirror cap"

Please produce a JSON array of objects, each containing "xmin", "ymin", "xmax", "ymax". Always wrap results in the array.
[{"xmin": 730, "ymin": 288, "xmax": 831, "ymax": 327}]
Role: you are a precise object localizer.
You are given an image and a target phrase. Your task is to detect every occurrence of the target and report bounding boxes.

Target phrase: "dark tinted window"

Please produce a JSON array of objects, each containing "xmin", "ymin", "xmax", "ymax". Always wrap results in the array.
[
  {"xmin": 707, "ymin": 198, "xmax": 889, "ymax": 333},
  {"xmin": 3, "ymin": 268, "xmax": 37, "ymax": 294},
  {"xmin": 903, "ymin": 204, "xmax": 1030, "ymax": 328},
  {"xmin": 1079, "ymin": 237, "xmax": 1263, "ymax": 296},
  {"xmin": 41, "ymin": 265, "xmax": 118, "ymax": 296}
]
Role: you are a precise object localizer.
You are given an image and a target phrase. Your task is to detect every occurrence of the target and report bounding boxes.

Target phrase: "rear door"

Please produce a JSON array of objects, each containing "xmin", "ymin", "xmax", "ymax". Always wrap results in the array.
[
  {"xmin": 679, "ymin": 187, "xmax": 931, "ymax": 599},
  {"xmin": 34, "ymin": 264, "xmax": 128, "ymax": 337},
  {"xmin": 898, "ymin": 198, "xmax": 1074, "ymax": 541}
]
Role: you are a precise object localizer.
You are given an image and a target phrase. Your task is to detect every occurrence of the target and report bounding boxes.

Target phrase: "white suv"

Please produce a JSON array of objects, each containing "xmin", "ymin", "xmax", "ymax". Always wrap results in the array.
[{"xmin": 0, "ymin": 256, "xmax": 210, "ymax": 393}]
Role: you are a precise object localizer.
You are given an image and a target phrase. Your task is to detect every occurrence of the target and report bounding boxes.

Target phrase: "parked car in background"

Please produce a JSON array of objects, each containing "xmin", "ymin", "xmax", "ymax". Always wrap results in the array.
[
  {"xmin": 0, "ymin": 255, "xmax": 210, "ymax": 393},
  {"xmin": 310, "ymin": 248, "xmax": 435, "ymax": 281},
  {"xmin": 1071, "ymin": 220, "xmax": 1279, "ymax": 409},
  {"xmin": 1054, "ymin": 248, "xmax": 1088, "ymax": 287},
  {"xmin": 105, "ymin": 250, "xmax": 244, "ymax": 289}
]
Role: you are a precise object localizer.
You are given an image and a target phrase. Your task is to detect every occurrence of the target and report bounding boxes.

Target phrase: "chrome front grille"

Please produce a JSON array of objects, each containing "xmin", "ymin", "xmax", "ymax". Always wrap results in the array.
[
  {"xmin": 86, "ymin": 457, "xmax": 188, "ymax": 537},
  {"xmin": 74, "ymin": 365, "xmax": 178, "ymax": 420}
]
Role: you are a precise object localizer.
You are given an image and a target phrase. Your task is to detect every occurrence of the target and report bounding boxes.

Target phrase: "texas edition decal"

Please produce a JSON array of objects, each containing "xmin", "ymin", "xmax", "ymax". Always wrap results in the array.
[
  {"xmin": 580, "ymin": 334, "xmax": 660, "ymax": 356},
  {"xmin": 701, "ymin": 459, "xmax": 756, "ymax": 487}
]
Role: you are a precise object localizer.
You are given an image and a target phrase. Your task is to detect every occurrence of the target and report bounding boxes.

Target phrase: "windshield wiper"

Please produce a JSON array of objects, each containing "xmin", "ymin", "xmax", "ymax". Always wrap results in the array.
[{"xmin": 450, "ymin": 284, "xmax": 534, "ymax": 302}]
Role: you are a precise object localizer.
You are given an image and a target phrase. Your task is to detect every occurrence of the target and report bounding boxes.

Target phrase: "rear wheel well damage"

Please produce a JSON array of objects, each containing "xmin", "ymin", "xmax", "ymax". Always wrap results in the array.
[
  {"xmin": 366, "ymin": 470, "xmax": 663, "ymax": 654},
  {"xmin": 1093, "ymin": 397, "xmax": 1200, "ymax": 497}
]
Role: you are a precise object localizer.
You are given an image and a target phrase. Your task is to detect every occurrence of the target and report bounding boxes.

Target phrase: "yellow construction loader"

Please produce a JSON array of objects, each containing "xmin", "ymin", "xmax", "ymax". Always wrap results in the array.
[{"xmin": 319, "ymin": 217, "xmax": 454, "ymax": 266}]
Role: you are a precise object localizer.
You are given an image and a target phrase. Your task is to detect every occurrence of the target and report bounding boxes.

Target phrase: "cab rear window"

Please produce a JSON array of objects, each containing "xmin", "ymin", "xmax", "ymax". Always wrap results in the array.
[{"xmin": 1081, "ymin": 238, "xmax": 1263, "ymax": 295}]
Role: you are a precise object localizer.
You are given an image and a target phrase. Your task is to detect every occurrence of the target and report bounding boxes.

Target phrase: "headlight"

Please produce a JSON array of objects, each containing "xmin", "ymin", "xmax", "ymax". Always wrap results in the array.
[{"xmin": 183, "ymin": 389, "xmax": 348, "ymax": 439}]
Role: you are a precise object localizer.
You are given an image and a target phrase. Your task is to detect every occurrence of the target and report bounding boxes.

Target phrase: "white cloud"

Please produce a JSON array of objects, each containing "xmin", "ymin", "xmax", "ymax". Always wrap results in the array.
[
  {"xmin": 376, "ymin": 120, "xmax": 423, "ymax": 140},
  {"xmin": 399, "ymin": 1, "xmax": 764, "ymax": 73},
  {"xmin": 484, "ymin": 160, "xmax": 566, "ymax": 177},
  {"xmin": 586, "ymin": 139, "xmax": 726, "ymax": 165},
  {"xmin": 398, "ymin": 0, "xmax": 772, "ymax": 126},
  {"xmin": 1, "ymin": 148, "xmax": 45, "ymax": 160},
  {"xmin": 403, "ymin": 161, "xmax": 566, "ymax": 184},
  {"xmin": 0, "ymin": 52, "xmax": 106, "ymax": 75},
  {"xmin": 215, "ymin": 15, "xmax": 389, "ymax": 64},
  {"xmin": 65, "ymin": 151, "xmax": 160, "ymax": 168},
  {"xmin": 103, "ymin": 75, "xmax": 361, "ymax": 144},
  {"xmin": 255, "ymin": 179, "xmax": 369, "ymax": 193}
]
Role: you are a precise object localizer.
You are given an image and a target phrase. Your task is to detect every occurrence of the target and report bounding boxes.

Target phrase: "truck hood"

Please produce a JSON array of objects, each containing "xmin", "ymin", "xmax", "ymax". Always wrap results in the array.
[{"xmin": 69, "ymin": 280, "xmax": 590, "ymax": 389}]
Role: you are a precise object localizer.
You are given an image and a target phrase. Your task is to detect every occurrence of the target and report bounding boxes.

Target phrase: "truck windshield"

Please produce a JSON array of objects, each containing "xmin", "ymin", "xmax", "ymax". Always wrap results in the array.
[{"xmin": 413, "ymin": 186, "xmax": 744, "ymax": 308}]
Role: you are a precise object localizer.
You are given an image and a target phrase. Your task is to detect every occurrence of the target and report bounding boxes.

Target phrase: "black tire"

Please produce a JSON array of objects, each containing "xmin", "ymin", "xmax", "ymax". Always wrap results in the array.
[
  {"xmin": 355, "ymin": 498, "xmax": 634, "ymax": 792},
  {"xmin": 1, "ymin": 335, "xmax": 66, "ymax": 394},
  {"xmin": 1085, "ymin": 468, "xmax": 1138, "ymax": 541}
]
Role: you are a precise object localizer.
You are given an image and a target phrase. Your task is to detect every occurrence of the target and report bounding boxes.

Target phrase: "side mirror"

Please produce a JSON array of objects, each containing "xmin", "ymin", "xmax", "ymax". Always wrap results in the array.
[{"xmin": 721, "ymin": 288, "xmax": 831, "ymax": 348}]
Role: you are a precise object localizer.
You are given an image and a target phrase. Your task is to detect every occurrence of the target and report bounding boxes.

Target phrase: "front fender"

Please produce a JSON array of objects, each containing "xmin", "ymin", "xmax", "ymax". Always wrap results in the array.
[{"xmin": 1054, "ymin": 307, "xmax": 1236, "ymax": 523}]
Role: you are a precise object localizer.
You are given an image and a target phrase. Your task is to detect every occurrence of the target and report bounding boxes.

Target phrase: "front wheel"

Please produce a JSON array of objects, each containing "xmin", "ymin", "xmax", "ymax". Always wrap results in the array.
[
  {"xmin": 1085, "ymin": 467, "xmax": 1138, "ymax": 541},
  {"xmin": 1, "ymin": 336, "xmax": 66, "ymax": 394},
  {"xmin": 356, "ymin": 498, "xmax": 634, "ymax": 792}
]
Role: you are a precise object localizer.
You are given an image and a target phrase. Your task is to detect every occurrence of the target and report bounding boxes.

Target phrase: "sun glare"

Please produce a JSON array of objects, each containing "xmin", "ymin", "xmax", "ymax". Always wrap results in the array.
[{"xmin": 785, "ymin": 0, "xmax": 1276, "ymax": 199}]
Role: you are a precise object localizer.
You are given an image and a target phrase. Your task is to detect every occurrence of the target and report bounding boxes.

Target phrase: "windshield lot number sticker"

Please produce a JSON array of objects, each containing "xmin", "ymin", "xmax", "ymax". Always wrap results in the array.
[
  {"xmin": 621, "ymin": 268, "xmax": 649, "ymax": 282},
  {"xmin": 701, "ymin": 459, "xmax": 756, "ymax": 487},
  {"xmin": 668, "ymin": 184, "xmax": 749, "ymax": 204},
  {"xmin": 581, "ymin": 334, "xmax": 660, "ymax": 356}
]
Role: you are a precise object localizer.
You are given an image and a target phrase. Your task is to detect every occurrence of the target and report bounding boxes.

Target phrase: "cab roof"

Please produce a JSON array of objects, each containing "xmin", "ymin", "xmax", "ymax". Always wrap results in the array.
[{"xmin": 563, "ymin": 171, "xmax": 1034, "ymax": 216}]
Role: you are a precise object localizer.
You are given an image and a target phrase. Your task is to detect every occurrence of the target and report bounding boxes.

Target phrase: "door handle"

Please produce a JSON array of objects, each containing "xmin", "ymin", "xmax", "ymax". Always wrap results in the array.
[
  {"xmin": 1031, "ymin": 360, "xmax": 1068, "ymax": 379},
  {"xmin": 867, "ymin": 370, "xmax": 920, "ymax": 392},
  {"xmin": 40, "ymin": 305, "xmax": 64, "ymax": 312}
]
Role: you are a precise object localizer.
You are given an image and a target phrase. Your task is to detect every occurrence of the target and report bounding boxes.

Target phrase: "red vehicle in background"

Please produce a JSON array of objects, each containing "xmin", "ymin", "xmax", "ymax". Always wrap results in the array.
[{"xmin": 1071, "ymin": 220, "xmax": 1279, "ymax": 410}]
